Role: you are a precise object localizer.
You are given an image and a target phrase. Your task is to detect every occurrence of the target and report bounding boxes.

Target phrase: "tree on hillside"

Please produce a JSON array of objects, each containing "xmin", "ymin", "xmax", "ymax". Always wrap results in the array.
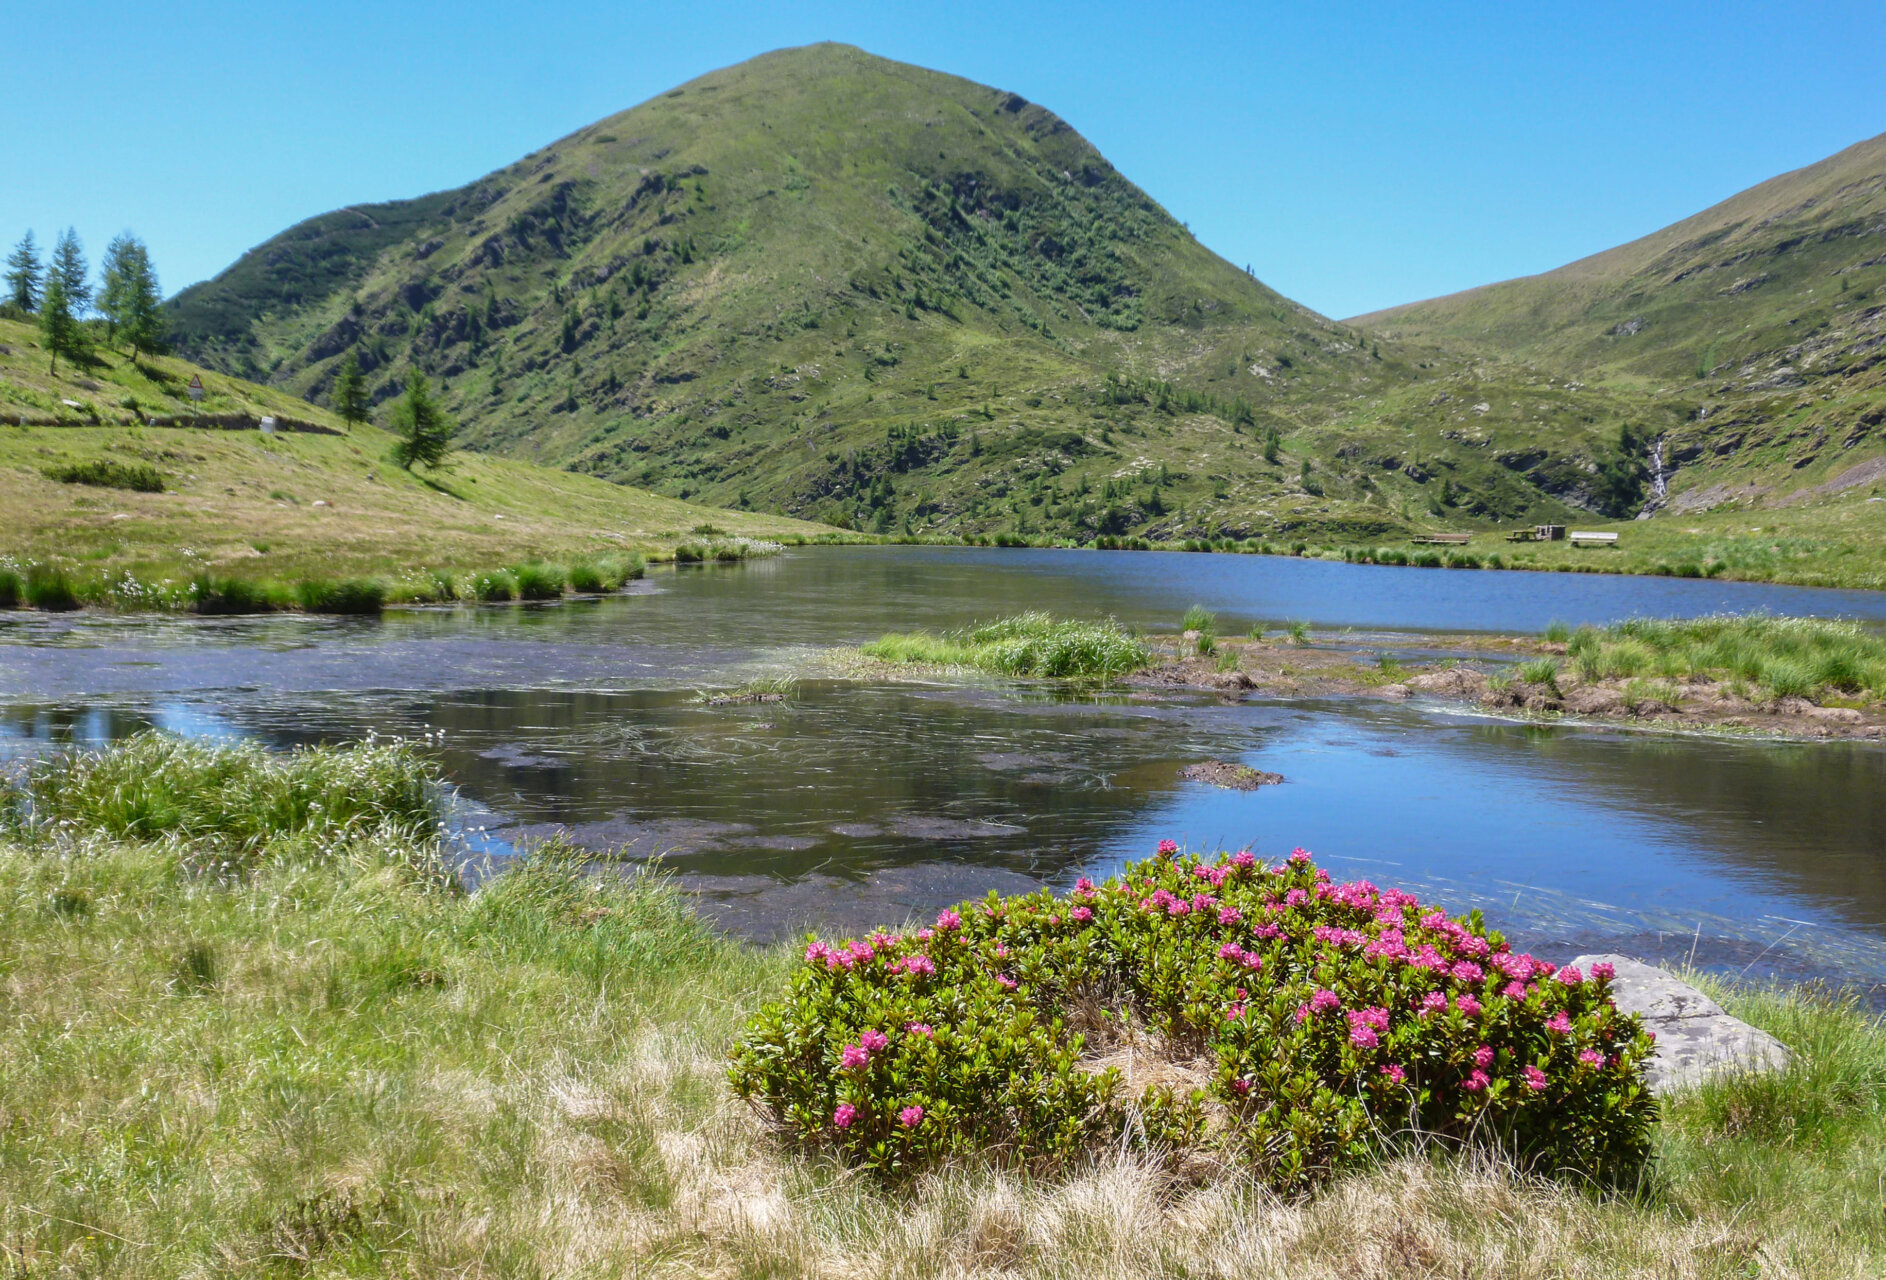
[
  {"xmin": 37, "ymin": 266, "xmax": 86, "ymax": 374},
  {"xmin": 100, "ymin": 233, "xmax": 166, "ymax": 361},
  {"xmin": 5, "ymin": 231, "xmax": 42, "ymax": 313},
  {"xmin": 331, "ymin": 353, "xmax": 369, "ymax": 428},
  {"xmin": 388, "ymin": 368, "xmax": 454, "ymax": 469},
  {"xmin": 51, "ymin": 228, "xmax": 91, "ymax": 317}
]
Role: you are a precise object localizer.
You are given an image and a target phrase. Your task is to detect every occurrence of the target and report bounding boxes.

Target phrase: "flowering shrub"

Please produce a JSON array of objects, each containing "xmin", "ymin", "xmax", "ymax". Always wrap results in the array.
[{"xmin": 729, "ymin": 845, "xmax": 1657, "ymax": 1189}]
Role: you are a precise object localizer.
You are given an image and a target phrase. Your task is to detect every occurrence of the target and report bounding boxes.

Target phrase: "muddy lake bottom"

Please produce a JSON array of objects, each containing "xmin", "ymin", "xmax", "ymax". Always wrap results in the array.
[{"xmin": 3, "ymin": 546, "xmax": 1884, "ymax": 995}]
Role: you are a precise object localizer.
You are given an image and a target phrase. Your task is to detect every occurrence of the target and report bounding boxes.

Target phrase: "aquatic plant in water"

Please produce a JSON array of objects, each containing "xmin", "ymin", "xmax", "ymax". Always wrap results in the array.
[{"xmin": 731, "ymin": 845, "xmax": 1656, "ymax": 1189}]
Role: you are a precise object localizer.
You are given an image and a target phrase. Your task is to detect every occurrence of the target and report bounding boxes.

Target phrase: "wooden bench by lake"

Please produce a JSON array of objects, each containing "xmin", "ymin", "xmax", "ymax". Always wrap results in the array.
[
  {"xmin": 1570, "ymin": 531, "xmax": 1619, "ymax": 546},
  {"xmin": 1410, "ymin": 533, "xmax": 1474, "ymax": 545}
]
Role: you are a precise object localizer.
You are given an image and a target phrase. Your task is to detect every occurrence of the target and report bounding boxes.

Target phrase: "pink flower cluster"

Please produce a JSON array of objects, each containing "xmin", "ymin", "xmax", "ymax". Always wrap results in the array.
[
  {"xmin": 1346, "ymin": 1007, "xmax": 1389, "ymax": 1048},
  {"xmin": 1217, "ymin": 941, "xmax": 1264, "ymax": 971},
  {"xmin": 1296, "ymin": 987, "xmax": 1342, "ymax": 1022},
  {"xmin": 840, "ymin": 1028, "xmax": 890, "ymax": 1071}
]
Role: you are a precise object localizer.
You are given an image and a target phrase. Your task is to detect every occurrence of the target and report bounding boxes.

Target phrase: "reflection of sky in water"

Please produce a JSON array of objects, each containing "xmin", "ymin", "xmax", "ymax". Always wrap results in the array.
[{"xmin": 2, "ymin": 547, "xmax": 1882, "ymax": 989}]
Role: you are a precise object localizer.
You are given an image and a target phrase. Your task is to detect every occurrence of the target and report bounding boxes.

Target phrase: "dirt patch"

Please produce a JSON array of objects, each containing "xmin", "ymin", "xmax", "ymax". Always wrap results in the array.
[
  {"xmin": 1776, "ymin": 454, "xmax": 1886, "ymax": 506},
  {"xmin": 1180, "ymin": 760, "xmax": 1284, "ymax": 790}
]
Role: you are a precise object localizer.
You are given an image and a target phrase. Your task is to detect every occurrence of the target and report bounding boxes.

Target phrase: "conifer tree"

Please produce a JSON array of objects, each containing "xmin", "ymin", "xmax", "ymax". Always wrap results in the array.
[
  {"xmin": 4, "ymin": 230, "xmax": 42, "ymax": 312},
  {"xmin": 100, "ymin": 233, "xmax": 166, "ymax": 359},
  {"xmin": 388, "ymin": 368, "xmax": 454, "ymax": 469},
  {"xmin": 331, "ymin": 353, "xmax": 369, "ymax": 427},
  {"xmin": 37, "ymin": 266, "xmax": 85, "ymax": 373},
  {"xmin": 51, "ymin": 228, "xmax": 91, "ymax": 316}
]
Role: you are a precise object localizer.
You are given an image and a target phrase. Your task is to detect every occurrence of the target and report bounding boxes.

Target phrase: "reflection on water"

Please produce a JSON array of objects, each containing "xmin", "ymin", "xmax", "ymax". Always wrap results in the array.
[{"xmin": 3, "ymin": 547, "xmax": 1884, "ymax": 991}]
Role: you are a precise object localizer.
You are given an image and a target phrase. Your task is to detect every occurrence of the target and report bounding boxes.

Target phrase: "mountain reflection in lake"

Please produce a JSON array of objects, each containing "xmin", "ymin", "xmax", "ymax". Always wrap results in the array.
[{"xmin": 3, "ymin": 547, "xmax": 1882, "ymax": 992}]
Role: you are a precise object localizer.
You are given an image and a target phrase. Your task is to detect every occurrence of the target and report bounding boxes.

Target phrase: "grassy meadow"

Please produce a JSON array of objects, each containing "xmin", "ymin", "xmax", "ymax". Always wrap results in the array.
[
  {"xmin": 0, "ymin": 316, "xmax": 835, "ymax": 605},
  {"xmin": 2, "ymin": 735, "xmax": 1885, "ymax": 1277}
]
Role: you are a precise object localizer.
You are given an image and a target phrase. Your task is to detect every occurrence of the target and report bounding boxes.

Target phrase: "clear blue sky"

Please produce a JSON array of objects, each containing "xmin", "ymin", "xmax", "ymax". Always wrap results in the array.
[{"xmin": 5, "ymin": 1, "xmax": 1882, "ymax": 319}]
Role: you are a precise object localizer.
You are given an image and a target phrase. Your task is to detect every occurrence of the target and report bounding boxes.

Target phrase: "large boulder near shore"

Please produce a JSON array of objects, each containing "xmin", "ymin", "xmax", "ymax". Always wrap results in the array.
[{"xmin": 1570, "ymin": 954, "xmax": 1791, "ymax": 1092}]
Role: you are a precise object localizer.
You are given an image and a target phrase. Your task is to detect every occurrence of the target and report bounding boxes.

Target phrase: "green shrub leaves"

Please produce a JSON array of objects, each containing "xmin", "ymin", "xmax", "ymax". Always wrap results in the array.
[{"xmin": 732, "ymin": 846, "xmax": 1656, "ymax": 1190}]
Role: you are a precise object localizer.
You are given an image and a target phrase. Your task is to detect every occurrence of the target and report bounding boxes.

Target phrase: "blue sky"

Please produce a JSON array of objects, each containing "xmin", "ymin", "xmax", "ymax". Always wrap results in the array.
[{"xmin": 5, "ymin": 1, "xmax": 1882, "ymax": 319}]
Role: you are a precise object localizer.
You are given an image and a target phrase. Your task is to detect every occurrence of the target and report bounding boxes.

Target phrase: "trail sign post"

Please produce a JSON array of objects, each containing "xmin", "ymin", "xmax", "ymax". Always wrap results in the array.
[{"xmin": 187, "ymin": 374, "xmax": 204, "ymax": 404}]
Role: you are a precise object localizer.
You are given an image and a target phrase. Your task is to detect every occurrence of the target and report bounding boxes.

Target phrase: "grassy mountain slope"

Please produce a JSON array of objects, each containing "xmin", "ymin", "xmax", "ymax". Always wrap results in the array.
[
  {"xmin": 169, "ymin": 43, "xmax": 1656, "ymax": 541},
  {"xmin": 1354, "ymin": 133, "xmax": 1886, "ymax": 520},
  {"xmin": 0, "ymin": 315, "xmax": 826, "ymax": 584}
]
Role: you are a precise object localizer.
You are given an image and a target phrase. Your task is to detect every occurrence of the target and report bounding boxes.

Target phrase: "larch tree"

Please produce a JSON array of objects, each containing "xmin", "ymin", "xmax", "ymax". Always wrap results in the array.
[
  {"xmin": 5, "ymin": 230, "xmax": 42, "ymax": 313},
  {"xmin": 331, "ymin": 353, "xmax": 369, "ymax": 428},
  {"xmin": 51, "ymin": 228, "xmax": 91, "ymax": 317},
  {"xmin": 101, "ymin": 233, "xmax": 166, "ymax": 360},
  {"xmin": 37, "ymin": 266, "xmax": 85, "ymax": 373},
  {"xmin": 388, "ymin": 368, "xmax": 454, "ymax": 469}
]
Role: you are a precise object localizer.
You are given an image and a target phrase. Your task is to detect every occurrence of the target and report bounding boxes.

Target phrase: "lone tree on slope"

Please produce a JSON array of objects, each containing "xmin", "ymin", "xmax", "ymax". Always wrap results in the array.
[
  {"xmin": 388, "ymin": 368, "xmax": 454, "ymax": 469},
  {"xmin": 331, "ymin": 353, "xmax": 369, "ymax": 428}
]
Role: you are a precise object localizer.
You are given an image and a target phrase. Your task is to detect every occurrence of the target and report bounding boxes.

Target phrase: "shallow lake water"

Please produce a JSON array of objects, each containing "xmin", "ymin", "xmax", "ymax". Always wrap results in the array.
[{"xmin": 4, "ymin": 547, "xmax": 1883, "ymax": 991}]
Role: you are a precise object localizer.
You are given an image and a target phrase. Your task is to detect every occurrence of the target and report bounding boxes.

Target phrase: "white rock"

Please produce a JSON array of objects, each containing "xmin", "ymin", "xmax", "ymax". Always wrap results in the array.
[{"xmin": 1572, "ymin": 953, "xmax": 1791, "ymax": 1092}]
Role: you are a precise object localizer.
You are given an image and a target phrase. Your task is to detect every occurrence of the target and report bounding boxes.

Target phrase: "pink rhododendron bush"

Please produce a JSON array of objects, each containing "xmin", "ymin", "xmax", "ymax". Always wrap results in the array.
[{"xmin": 729, "ymin": 845, "xmax": 1658, "ymax": 1190}]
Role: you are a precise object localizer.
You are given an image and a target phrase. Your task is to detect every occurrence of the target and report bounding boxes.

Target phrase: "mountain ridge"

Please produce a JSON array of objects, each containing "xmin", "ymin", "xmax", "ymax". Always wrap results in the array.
[{"xmin": 169, "ymin": 43, "xmax": 1859, "ymax": 538}]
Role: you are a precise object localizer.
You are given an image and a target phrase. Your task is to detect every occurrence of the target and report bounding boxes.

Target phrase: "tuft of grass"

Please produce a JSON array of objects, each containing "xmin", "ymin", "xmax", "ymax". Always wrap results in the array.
[
  {"xmin": 1623, "ymin": 677, "xmax": 1684, "ymax": 713},
  {"xmin": 472, "ymin": 570, "xmax": 517, "ymax": 602},
  {"xmin": 0, "ymin": 567, "xmax": 19, "ymax": 608},
  {"xmin": 10, "ymin": 732, "xmax": 442, "ymax": 865},
  {"xmin": 511, "ymin": 562, "xmax": 566, "ymax": 600},
  {"xmin": 295, "ymin": 578, "xmax": 386, "ymax": 614},
  {"xmin": 42, "ymin": 457, "xmax": 166, "ymax": 492},
  {"xmin": 1543, "ymin": 620, "xmax": 1572, "ymax": 644},
  {"xmin": 863, "ymin": 611, "xmax": 1152, "ymax": 680},
  {"xmin": 23, "ymin": 563, "xmax": 80, "ymax": 611},
  {"xmin": 1285, "ymin": 619, "xmax": 1312, "ymax": 646},
  {"xmin": 189, "ymin": 572, "xmax": 280, "ymax": 615},
  {"xmin": 1517, "ymin": 657, "xmax": 1563, "ymax": 696},
  {"xmin": 1181, "ymin": 604, "xmax": 1215, "ymax": 634},
  {"xmin": 696, "ymin": 675, "xmax": 800, "ymax": 704}
]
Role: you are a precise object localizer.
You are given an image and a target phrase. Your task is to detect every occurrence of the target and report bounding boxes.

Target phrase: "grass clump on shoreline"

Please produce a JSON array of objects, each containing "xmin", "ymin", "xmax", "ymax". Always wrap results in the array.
[
  {"xmin": 862, "ymin": 611, "xmax": 1152, "ymax": 680},
  {"xmin": 5, "ymin": 739, "xmax": 1886, "ymax": 1273},
  {"xmin": 1564, "ymin": 615, "xmax": 1886, "ymax": 703},
  {"xmin": 8, "ymin": 732, "xmax": 441, "ymax": 864}
]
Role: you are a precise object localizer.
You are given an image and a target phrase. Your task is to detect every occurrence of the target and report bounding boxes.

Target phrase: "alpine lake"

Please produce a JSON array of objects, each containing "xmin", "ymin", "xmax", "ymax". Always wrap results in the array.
[{"xmin": 4, "ymin": 546, "xmax": 1884, "ymax": 994}]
